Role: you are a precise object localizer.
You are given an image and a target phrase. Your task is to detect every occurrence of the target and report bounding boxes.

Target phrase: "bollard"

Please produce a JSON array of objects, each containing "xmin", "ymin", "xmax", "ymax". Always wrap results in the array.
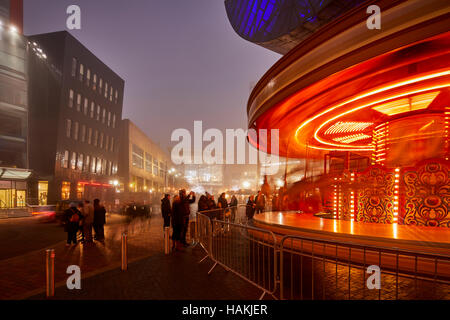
[
  {"xmin": 121, "ymin": 233, "xmax": 127, "ymax": 271},
  {"xmin": 164, "ymin": 226, "xmax": 170, "ymax": 254},
  {"xmin": 46, "ymin": 249, "xmax": 55, "ymax": 297}
]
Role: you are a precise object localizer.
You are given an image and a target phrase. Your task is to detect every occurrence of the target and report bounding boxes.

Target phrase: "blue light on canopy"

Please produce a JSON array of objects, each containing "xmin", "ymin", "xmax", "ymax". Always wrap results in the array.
[{"xmin": 225, "ymin": 0, "xmax": 364, "ymax": 44}]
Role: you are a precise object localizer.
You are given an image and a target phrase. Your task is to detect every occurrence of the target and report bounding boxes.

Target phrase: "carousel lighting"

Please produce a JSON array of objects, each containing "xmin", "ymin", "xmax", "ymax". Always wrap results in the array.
[
  {"xmin": 324, "ymin": 121, "xmax": 374, "ymax": 135},
  {"xmin": 332, "ymin": 133, "xmax": 372, "ymax": 144},
  {"xmin": 393, "ymin": 168, "xmax": 400, "ymax": 223},
  {"xmin": 372, "ymin": 91, "xmax": 440, "ymax": 116}
]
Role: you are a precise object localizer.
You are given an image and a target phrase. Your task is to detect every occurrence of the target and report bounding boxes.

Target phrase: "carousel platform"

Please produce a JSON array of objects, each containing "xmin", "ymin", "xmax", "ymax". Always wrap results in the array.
[{"xmin": 253, "ymin": 211, "xmax": 450, "ymax": 256}]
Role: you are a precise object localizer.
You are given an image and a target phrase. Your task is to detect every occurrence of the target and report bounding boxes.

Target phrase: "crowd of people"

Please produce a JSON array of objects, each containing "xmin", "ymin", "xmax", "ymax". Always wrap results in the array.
[{"xmin": 63, "ymin": 199, "xmax": 107, "ymax": 246}]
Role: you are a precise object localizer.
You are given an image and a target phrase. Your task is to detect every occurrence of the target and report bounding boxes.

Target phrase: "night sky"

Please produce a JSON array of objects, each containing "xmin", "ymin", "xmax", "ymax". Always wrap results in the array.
[{"xmin": 23, "ymin": 0, "xmax": 280, "ymax": 151}]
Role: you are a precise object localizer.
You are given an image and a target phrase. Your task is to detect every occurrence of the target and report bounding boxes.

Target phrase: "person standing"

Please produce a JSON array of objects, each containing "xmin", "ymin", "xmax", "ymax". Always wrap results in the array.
[
  {"xmin": 161, "ymin": 194, "xmax": 172, "ymax": 229},
  {"xmin": 82, "ymin": 200, "xmax": 94, "ymax": 243},
  {"xmin": 93, "ymin": 198, "xmax": 106, "ymax": 242},
  {"xmin": 197, "ymin": 194, "xmax": 209, "ymax": 212},
  {"xmin": 171, "ymin": 195, "xmax": 184, "ymax": 251},
  {"xmin": 255, "ymin": 191, "xmax": 266, "ymax": 214},
  {"xmin": 179, "ymin": 189, "xmax": 195, "ymax": 246},
  {"xmin": 64, "ymin": 202, "xmax": 81, "ymax": 246},
  {"xmin": 229, "ymin": 195, "xmax": 238, "ymax": 222},
  {"xmin": 272, "ymin": 193, "xmax": 279, "ymax": 212},
  {"xmin": 217, "ymin": 193, "xmax": 228, "ymax": 221},
  {"xmin": 246, "ymin": 196, "xmax": 256, "ymax": 222}
]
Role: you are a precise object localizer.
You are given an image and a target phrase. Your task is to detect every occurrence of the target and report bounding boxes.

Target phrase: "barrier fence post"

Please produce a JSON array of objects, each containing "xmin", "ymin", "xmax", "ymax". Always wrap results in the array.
[
  {"xmin": 45, "ymin": 249, "xmax": 55, "ymax": 298},
  {"xmin": 164, "ymin": 227, "xmax": 170, "ymax": 254},
  {"xmin": 121, "ymin": 233, "xmax": 127, "ymax": 271}
]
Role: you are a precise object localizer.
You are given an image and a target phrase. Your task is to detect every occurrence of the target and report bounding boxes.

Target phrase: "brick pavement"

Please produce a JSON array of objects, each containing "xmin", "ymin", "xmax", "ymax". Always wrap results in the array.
[{"xmin": 0, "ymin": 214, "xmax": 261, "ymax": 300}]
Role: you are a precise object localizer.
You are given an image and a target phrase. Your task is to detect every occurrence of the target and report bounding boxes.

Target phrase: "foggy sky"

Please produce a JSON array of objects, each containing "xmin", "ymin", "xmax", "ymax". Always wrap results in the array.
[{"xmin": 24, "ymin": 0, "xmax": 280, "ymax": 151}]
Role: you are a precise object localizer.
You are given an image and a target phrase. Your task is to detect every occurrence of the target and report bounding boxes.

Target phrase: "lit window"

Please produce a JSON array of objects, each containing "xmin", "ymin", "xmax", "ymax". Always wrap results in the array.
[
  {"xmin": 79, "ymin": 63, "xmax": 84, "ymax": 82},
  {"xmin": 62, "ymin": 150, "xmax": 69, "ymax": 168},
  {"xmin": 86, "ymin": 68, "xmax": 91, "ymax": 87},
  {"xmin": 83, "ymin": 98, "xmax": 88, "ymax": 115},
  {"xmin": 66, "ymin": 119, "xmax": 71, "ymax": 138},
  {"xmin": 68, "ymin": 89, "xmax": 74, "ymax": 108},
  {"xmin": 93, "ymin": 73, "xmax": 97, "ymax": 91},
  {"xmin": 102, "ymin": 159, "xmax": 107, "ymax": 175},
  {"xmin": 73, "ymin": 122, "xmax": 79, "ymax": 140},
  {"xmin": 77, "ymin": 153, "xmax": 83, "ymax": 171},
  {"xmin": 70, "ymin": 152, "xmax": 77, "ymax": 170},
  {"xmin": 71, "ymin": 58, "xmax": 77, "ymax": 77},
  {"xmin": 115, "ymin": 90, "xmax": 118, "ymax": 104},
  {"xmin": 102, "ymin": 108, "xmax": 106, "ymax": 123},
  {"xmin": 104, "ymin": 82, "xmax": 108, "ymax": 98},
  {"xmin": 91, "ymin": 157, "xmax": 96, "ymax": 173},
  {"xmin": 132, "ymin": 144, "xmax": 144, "ymax": 169},
  {"xmin": 90, "ymin": 102, "xmax": 95, "ymax": 118},
  {"xmin": 112, "ymin": 114, "xmax": 116, "ymax": 128},
  {"xmin": 99, "ymin": 132, "xmax": 104, "ymax": 148},
  {"xmin": 145, "ymin": 153, "xmax": 152, "ymax": 172},
  {"xmin": 108, "ymin": 160, "xmax": 112, "ymax": 175},
  {"xmin": 96, "ymin": 105, "xmax": 100, "ymax": 121},
  {"xmin": 96, "ymin": 158, "xmax": 102, "ymax": 173},
  {"xmin": 62, "ymin": 181, "xmax": 70, "ymax": 200},
  {"xmin": 99, "ymin": 78, "xmax": 103, "ymax": 95},
  {"xmin": 107, "ymin": 112, "xmax": 111, "ymax": 127},
  {"xmin": 110, "ymin": 137, "xmax": 114, "ymax": 152},
  {"xmin": 76, "ymin": 94, "xmax": 81, "ymax": 111},
  {"xmin": 109, "ymin": 86, "xmax": 113, "ymax": 101},
  {"xmin": 84, "ymin": 155, "xmax": 90, "ymax": 172}
]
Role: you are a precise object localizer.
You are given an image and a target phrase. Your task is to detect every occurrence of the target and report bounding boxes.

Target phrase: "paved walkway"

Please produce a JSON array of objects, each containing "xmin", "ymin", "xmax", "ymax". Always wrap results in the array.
[{"xmin": 0, "ymin": 214, "xmax": 260, "ymax": 300}]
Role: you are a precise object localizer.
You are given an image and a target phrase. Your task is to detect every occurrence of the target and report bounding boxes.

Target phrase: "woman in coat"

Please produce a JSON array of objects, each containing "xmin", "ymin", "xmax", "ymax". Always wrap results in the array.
[{"xmin": 171, "ymin": 195, "xmax": 184, "ymax": 251}]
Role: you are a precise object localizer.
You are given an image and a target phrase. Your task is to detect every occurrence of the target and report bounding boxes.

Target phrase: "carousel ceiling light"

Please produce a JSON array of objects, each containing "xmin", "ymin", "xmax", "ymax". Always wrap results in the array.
[{"xmin": 372, "ymin": 91, "xmax": 440, "ymax": 116}]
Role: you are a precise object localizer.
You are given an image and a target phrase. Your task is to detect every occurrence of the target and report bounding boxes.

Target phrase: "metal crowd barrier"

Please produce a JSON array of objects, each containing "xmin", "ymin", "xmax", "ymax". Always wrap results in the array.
[
  {"xmin": 279, "ymin": 235, "xmax": 450, "ymax": 300},
  {"xmin": 196, "ymin": 209, "xmax": 278, "ymax": 300},
  {"xmin": 195, "ymin": 207, "xmax": 450, "ymax": 300}
]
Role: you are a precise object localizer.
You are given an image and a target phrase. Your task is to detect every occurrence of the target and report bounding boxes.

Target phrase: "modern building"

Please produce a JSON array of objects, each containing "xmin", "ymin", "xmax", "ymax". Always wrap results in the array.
[
  {"xmin": 27, "ymin": 31, "xmax": 124, "ymax": 205},
  {"xmin": 118, "ymin": 119, "xmax": 177, "ymax": 205},
  {"xmin": 0, "ymin": 0, "xmax": 30, "ymax": 210}
]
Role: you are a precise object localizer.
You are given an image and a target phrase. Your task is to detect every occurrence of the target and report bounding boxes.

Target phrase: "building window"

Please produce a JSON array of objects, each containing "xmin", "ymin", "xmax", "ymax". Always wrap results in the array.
[
  {"xmin": 76, "ymin": 94, "xmax": 81, "ymax": 111},
  {"xmin": 66, "ymin": 119, "xmax": 71, "ymax": 138},
  {"xmin": 91, "ymin": 157, "xmax": 96, "ymax": 173},
  {"xmin": 79, "ymin": 63, "xmax": 84, "ymax": 82},
  {"xmin": 73, "ymin": 122, "xmax": 79, "ymax": 140},
  {"xmin": 115, "ymin": 90, "xmax": 118, "ymax": 104},
  {"xmin": 77, "ymin": 153, "xmax": 83, "ymax": 171},
  {"xmin": 62, "ymin": 150, "xmax": 69, "ymax": 168},
  {"xmin": 83, "ymin": 98, "xmax": 88, "ymax": 115},
  {"xmin": 102, "ymin": 159, "xmax": 106, "ymax": 175},
  {"xmin": 132, "ymin": 144, "xmax": 144, "ymax": 169},
  {"xmin": 81, "ymin": 125, "xmax": 86, "ymax": 143},
  {"xmin": 70, "ymin": 152, "xmax": 77, "ymax": 170},
  {"xmin": 153, "ymin": 159, "xmax": 158, "ymax": 176},
  {"xmin": 108, "ymin": 160, "xmax": 112, "ymax": 176},
  {"xmin": 38, "ymin": 181, "xmax": 48, "ymax": 205},
  {"xmin": 86, "ymin": 68, "xmax": 91, "ymax": 87},
  {"xmin": 96, "ymin": 105, "xmax": 100, "ymax": 121},
  {"xmin": 99, "ymin": 132, "xmax": 104, "ymax": 148},
  {"xmin": 107, "ymin": 112, "xmax": 111, "ymax": 127},
  {"xmin": 62, "ymin": 181, "xmax": 70, "ymax": 200},
  {"xmin": 93, "ymin": 73, "xmax": 97, "ymax": 91},
  {"xmin": 110, "ymin": 137, "xmax": 114, "ymax": 152},
  {"xmin": 102, "ymin": 108, "xmax": 106, "ymax": 123},
  {"xmin": 105, "ymin": 135, "xmax": 109, "ymax": 151},
  {"xmin": 96, "ymin": 158, "xmax": 102, "ymax": 173},
  {"xmin": 77, "ymin": 182, "xmax": 84, "ymax": 199},
  {"xmin": 84, "ymin": 155, "xmax": 90, "ymax": 172},
  {"xmin": 94, "ymin": 130, "xmax": 98, "ymax": 146},
  {"xmin": 90, "ymin": 102, "xmax": 95, "ymax": 118},
  {"xmin": 71, "ymin": 58, "xmax": 77, "ymax": 77},
  {"xmin": 109, "ymin": 86, "xmax": 113, "ymax": 101},
  {"xmin": 104, "ymin": 82, "xmax": 108, "ymax": 99},
  {"xmin": 68, "ymin": 89, "xmax": 74, "ymax": 108},
  {"xmin": 145, "ymin": 153, "xmax": 152, "ymax": 173},
  {"xmin": 99, "ymin": 78, "xmax": 103, "ymax": 95},
  {"xmin": 112, "ymin": 114, "xmax": 116, "ymax": 128},
  {"xmin": 87, "ymin": 128, "xmax": 92, "ymax": 144}
]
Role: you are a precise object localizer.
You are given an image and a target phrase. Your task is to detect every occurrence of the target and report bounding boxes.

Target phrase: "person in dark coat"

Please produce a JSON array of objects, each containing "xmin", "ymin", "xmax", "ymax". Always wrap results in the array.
[
  {"xmin": 206, "ymin": 194, "xmax": 217, "ymax": 210},
  {"xmin": 171, "ymin": 195, "xmax": 184, "ymax": 251},
  {"xmin": 179, "ymin": 189, "xmax": 196, "ymax": 246},
  {"xmin": 229, "ymin": 195, "xmax": 238, "ymax": 223},
  {"xmin": 197, "ymin": 194, "xmax": 209, "ymax": 212},
  {"xmin": 64, "ymin": 202, "xmax": 82, "ymax": 246},
  {"xmin": 255, "ymin": 191, "xmax": 266, "ymax": 214},
  {"xmin": 246, "ymin": 196, "xmax": 256, "ymax": 222},
  {"xmin": 161, "ymin": 194, "xmax": 172, "ymax": 229},
  {"xmin": 93, "ymin": 198, "xmax": 106, "ymax": 241}
]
